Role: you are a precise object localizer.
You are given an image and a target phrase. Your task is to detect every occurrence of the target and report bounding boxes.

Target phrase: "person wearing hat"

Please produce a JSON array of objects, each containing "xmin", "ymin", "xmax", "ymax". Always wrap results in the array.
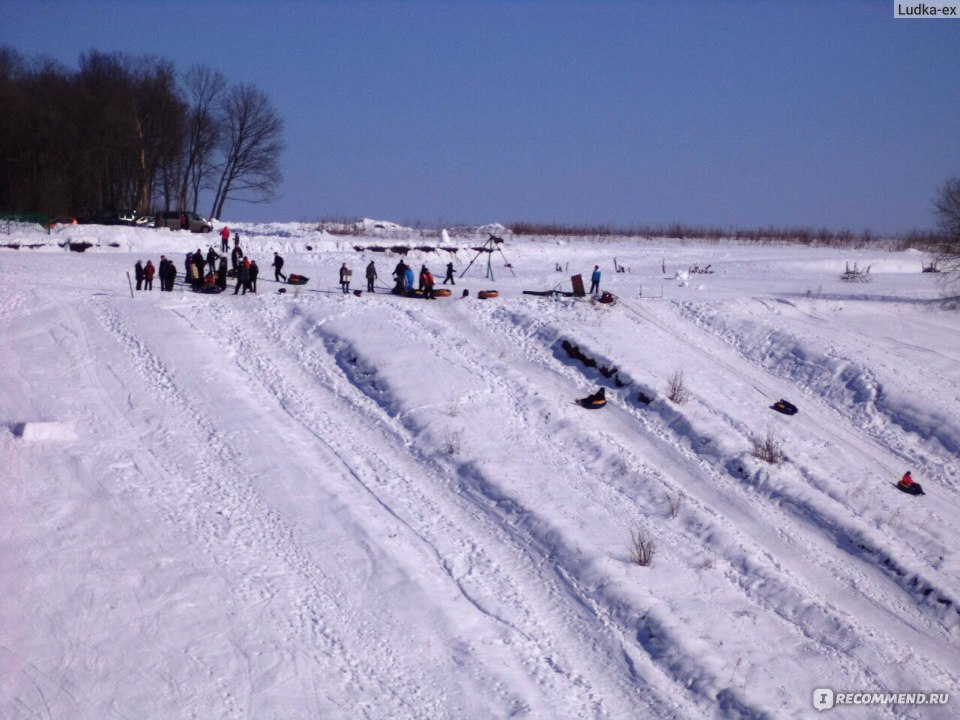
[
  {"xmin": 273, "ymin": 252, "xmax": 287, "ymax": 282},
  {"xmin": 899, "ymin": 471, "xmax": 914, "ymax": 488},
  {"xmin": 589, "ymin": 264, "xmax": 602, "ymax": 296}
]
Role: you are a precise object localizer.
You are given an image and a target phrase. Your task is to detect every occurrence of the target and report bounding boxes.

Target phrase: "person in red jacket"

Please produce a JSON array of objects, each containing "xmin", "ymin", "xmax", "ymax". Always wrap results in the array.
[
  {"xmin": 899, "ymin": 471, "xmax": 914, "ymax": 488},
  {"xmin": 143, "ymin": 260, "xmax": 155, "ymax": 291},
  {"xmin": 220, "ymin": 225, "xmax": 230, "ymax": 252},
  {"xmin": 421, "ymin": 266, "xmax": 436, "ymax": 299}
]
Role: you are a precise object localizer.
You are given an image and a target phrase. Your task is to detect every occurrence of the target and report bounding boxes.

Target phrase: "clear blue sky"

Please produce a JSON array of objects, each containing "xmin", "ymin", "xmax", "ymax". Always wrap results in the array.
[{"xmin": 2, "ymin": 0, "xmax": 958, "ymax": 233}]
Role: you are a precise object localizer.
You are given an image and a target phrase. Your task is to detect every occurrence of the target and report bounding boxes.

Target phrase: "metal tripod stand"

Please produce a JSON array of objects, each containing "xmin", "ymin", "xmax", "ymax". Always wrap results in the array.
[{"xmin": 459, "ymin": 234, "xmax": 516, "ymax": 281}]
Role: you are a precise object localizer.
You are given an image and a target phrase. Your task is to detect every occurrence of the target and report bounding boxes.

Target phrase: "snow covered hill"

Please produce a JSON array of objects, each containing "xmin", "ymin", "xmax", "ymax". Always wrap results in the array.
[{"xmin": 2, "ymin": 221, "xmax": 958, "ymax": 719}]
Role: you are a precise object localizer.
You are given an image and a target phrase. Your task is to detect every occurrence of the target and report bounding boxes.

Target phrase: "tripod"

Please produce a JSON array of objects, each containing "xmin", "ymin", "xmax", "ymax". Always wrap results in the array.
[{"xmin": 459, "ymin": 234, "xmax": 516, "ymax": 281}]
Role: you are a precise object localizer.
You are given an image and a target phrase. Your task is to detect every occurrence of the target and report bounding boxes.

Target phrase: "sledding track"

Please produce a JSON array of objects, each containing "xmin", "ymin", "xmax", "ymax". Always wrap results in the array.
[{"xmin": 2, "ymin": 240, "xmax": 959, "ymax": 720}]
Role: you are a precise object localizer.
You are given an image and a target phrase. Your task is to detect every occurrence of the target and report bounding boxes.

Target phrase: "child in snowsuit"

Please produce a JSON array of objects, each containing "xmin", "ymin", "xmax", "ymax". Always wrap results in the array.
[{"xmin": 589, "ymin": 265, "xmax": 601, "ymax": 295}]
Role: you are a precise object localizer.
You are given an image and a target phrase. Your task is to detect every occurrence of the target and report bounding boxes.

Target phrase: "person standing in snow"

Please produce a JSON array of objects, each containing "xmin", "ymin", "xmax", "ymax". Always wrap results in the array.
[
  {"xmin": 443, "ymin": 261, "xmax": 455, "ymax": 285},
  {"xmin": 206, "ymin": 247, "xmax": 219, "ymax": 275},
  {"xmin": 217, "ymin": 256, "xmax": 228, "ymax": 291},
  {"xmin": 393, "ymin": 259, "xmax": 407, "ymax": 292},
  {"xmin": 231, "ymin": 242, "xmax": 244, "ymax": 272},
  {"xmin": 589, "ymin": 264, "xmax": 602, "ymax": 296},
  {"xmin": 234, "ymin": 258, "xmax": 251, "ymax": 295},
  {"xmin": 272, "ymin": 252, "xmax": 287, "ymax": 283},
  {"xmin": 220, "ymin": 226, "xmax": 230, "ymax": 253},
  {"xmin": 403, "ymin": 264, "xmax": 415, "ymax": 292},
  {"xmin": 143, "ymin": 260, "xmax": 155, "ymax": 291},
  {"xmin": 163, "ymin": 256, "xmax": 177, "ymax": 291},
  {"xmin": 249, "ymin": 260, "xmax": 259, "ymax": 293},
  {"xmin": 339, "ymin": 263, "xmax": 351, "ymax": 293},
  {"xmin": 188, "ymin": 258, "xmax": 201, "ymax": 291},
  {"xmin": 421, "ymin": 266, "xmax": 436, "ymax": 299},
  {"xmin": 134, "ymin": 260, "xmax": 144, "ymax": 291},
  {"xmin": 366, "ymin": 260, "xmax": 377, "ymax": 292}
]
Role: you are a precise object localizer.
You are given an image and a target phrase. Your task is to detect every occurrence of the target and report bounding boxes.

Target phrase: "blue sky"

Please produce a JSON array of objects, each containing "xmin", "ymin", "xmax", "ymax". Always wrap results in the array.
[{"xmin": 2, "ymin": 0, "xmax": 958, "ymax": 232}]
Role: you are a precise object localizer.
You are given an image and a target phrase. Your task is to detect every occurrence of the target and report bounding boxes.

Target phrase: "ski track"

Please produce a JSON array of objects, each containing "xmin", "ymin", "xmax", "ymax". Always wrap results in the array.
[
  {"xmin": 86, "ymin": 295, "xmax": 456, "ymax": 719},
  {"xmin": 209, "ymin": 295, "xmax": 683, "ymax": 719},
  {"xmin": 282, "ymin": 298, "xmax": 904, "ymax": 718},
  {"xmin": 445, "ymin": 297, "xmax": 960, "ymax": 716}
]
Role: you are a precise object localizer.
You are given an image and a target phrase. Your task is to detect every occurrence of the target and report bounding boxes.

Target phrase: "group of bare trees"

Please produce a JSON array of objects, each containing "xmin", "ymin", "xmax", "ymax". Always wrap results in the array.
[{"xmin": 0, "ymin": 46, "xmax": 283, "ymax": 221}]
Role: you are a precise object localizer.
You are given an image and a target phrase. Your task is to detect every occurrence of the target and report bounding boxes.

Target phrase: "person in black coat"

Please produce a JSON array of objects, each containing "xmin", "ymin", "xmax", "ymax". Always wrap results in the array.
[
  {"xmin": 231, "ymin": 243, "xmax": 244, "ymax": 271},
  {"xmin": 134, "ymin": 260, "xmax": 144, "ymax": 291},
  {"xmin": 366, "ymin": 260, "xmax": 377, "ymax": 292},
  {"xmin": 249, "ymin": 260, "xmax": 259, "ymax": 293},
  {"xmin": 443, "ymin": 261, "xmax": 455, "ymax": 285},
  {"xmin": 206, "ymin": 247, "xmax": 219, "ymax": 275},
  {"xmin": 217, "ymin": 257, "xmax": 228, "ymax": 291},
  {"xmin": 393, "ymin": 260, "xmax": 407, "ymax": 292},
  {"xmin": 234, "ymin": 260, "xmax": 251, "ymax": 295},
  {"xmin": 272, "ymin": 252, "xmax": 286, "ymax": 282},
  {"xmin": 162, "ymin": 256, "xmax": 177, "ymax": 291}
]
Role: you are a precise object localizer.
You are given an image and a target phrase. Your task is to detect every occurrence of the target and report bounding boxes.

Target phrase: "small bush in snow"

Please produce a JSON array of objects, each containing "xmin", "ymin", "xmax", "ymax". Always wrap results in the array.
[
  {"xmin": 751, "ymin": 429, "xmax": 785, "ymax": 465},
  {"xmin": 444, "ymin": 429, "xmax": 462, "ymax": 456},
  {"xmin": 666, "ymin": 491, "xmax": 686, "ymax": 519},
  {"xmin": 666, "ymin": 370, "xmax": 689, "ymax": 404},
  {"xmin": 629, "ymin": 527, "xmax": 656, "ymax": 567}
]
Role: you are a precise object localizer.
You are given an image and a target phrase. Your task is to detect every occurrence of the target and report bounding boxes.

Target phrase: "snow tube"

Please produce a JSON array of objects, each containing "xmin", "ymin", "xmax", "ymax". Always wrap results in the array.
[
  {"xmin": 772, "ymin": 399, "xmax": 798, "ymax": 415},
  {"xmin": 434, "ymin": 288, "xmax": 452, "ymax": 297},
  {"xmin": 897, "ymin": 481, "xmax": 925, "ymax": 496},
  {"xmin": 287, "ymin": 274, "xmax": 309, "ymax": 285},
  {"xmin": 478, "ymin": 290, "xmax": 499, "ymax": 299},
  {"xmin": 579, "ymin": 397, "xmax": 607, "ymax": 409}
]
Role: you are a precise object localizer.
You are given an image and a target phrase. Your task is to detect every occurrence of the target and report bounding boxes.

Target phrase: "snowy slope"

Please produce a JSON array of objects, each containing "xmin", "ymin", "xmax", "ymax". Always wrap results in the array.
[{"xmin": 1, "ymin": 222, "xmax": 958, "ymax": 719}]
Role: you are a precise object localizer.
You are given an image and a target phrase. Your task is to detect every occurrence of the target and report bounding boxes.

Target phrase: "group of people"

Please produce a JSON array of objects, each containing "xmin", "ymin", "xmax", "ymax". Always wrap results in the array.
[
  {"xmin": 133, "ymin": 257, "xmax": 179, "ymax": 292},
  {"xmin": 334, "ymin": 259, "xmax": 456, "ymax": 298},
  {"xmin": 133, "ymin": 233, "xmax": 289, "ymax": 297}
]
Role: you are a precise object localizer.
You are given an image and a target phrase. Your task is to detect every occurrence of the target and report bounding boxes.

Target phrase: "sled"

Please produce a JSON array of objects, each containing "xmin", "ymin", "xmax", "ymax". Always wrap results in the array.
[
  {"xmin": 392, "ymin": 287, "xmax": 425, "ymax": 298},
  {"xmin": 478, "ymin": 290, "xmax": 499, "ymax": 299},
  {"xmin": 597, "ymin": 291, "xmax": 617, "ymax": 305},
  {"xmin": 771, "ymin": 399, "xmax": 798, "ymax": 415},
  {"xmin": 434, "ymin": 288, "xmax": 452, "ymax": 297},
  {"xmin": 577, "ymin": 388, "xmax": 607, "ymax": 409},
  {"xmin": 287, "ymin": 274, "xmax": 309, "ymax": 286},
  {"xmin": 577, "ymin": 397, "xmax": 607, "ymax": 409},
  {"xmin": 895, "ymin": 481, "xmax": 925, "ymax": 496}
]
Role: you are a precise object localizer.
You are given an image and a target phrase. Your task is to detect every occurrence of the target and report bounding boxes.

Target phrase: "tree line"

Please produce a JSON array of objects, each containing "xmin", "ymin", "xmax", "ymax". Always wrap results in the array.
[{"xmin": 0, "ymin": 46, "xmax": 283, "ymax": 221}]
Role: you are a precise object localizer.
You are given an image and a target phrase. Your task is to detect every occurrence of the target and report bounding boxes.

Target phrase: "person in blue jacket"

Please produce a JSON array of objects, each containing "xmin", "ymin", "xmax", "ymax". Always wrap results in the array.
[
  {"xmin": 589, "ymin": 265, "xmax": 601, "ymax": 295},
  {"xmin": 404, "ymin": 265, "xmax": 415, "ymax": 292}
]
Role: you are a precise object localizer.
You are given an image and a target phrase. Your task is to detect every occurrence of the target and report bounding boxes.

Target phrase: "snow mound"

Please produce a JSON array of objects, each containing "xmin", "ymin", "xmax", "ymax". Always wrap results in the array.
[{"xmin": 10, "ymin": 421, "xmax": 78, "ymax": 441}]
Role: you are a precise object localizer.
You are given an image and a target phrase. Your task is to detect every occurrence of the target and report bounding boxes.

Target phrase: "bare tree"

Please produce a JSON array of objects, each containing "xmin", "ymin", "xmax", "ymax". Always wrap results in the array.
[
  {"xmin": 934, "ymin": 177, "xmax": 960, "ymax": 273},
  {"xmin": 175, "ymin": 65, "xmax": 226, "ymax": 212},
  {"xmin": 209, "ymin": 84, "xmax": 283, "ymax": 220}
]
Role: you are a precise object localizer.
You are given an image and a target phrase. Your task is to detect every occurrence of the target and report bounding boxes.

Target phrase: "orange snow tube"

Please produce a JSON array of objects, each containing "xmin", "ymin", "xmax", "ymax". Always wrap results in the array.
[{"xmin": 477, "ymin": 290, "xmax": 499, "ymax": 299}]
